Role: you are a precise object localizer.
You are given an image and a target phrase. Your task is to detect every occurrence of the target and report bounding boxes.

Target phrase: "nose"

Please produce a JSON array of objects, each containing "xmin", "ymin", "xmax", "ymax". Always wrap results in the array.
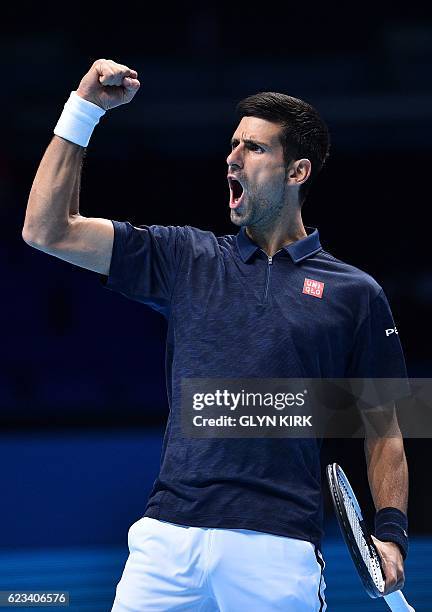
[{"xmin": 226, "ymin": 144, "xmax": 243, "ymax": 169}]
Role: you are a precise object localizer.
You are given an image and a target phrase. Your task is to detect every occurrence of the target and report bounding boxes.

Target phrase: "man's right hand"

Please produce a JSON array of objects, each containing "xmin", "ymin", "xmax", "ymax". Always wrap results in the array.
[
  {"xmin": 23, "ymin": 58, "xmax": 141, "ymax": 274},
  {"xmin": 76, "ymin": 58, "xmax": 140, "ymax": 110}
]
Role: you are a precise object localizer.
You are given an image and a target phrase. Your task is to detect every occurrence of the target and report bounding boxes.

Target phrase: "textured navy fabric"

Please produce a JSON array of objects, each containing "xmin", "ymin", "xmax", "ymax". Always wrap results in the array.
[{"xmin": 101, "ymin": 222, "xmax": 407, "ymax": 548}]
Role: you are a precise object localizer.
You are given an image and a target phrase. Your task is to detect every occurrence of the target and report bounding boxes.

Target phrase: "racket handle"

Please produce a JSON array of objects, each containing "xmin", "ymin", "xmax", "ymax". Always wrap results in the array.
[{"xmin": 384, "ymin": 589, "xmax": 415, "ymax": 611}]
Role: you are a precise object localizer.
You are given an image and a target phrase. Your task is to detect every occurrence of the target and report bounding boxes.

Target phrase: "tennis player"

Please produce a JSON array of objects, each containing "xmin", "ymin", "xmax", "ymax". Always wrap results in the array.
[{"xmin": 23, "ymin": 59, "xmax": 409, "ymax": 611}]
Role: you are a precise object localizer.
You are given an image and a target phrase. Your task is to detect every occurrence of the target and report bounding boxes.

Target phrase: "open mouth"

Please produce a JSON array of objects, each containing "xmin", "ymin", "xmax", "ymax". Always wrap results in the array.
[{"xmin": 228, "ymin": 177, "xmax": 245, "ymax": 209}]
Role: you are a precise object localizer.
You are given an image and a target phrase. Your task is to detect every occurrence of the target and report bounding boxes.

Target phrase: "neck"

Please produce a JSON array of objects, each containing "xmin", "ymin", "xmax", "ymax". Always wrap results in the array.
[{"xmin": 246, "ymin": 207, "xmax": 307, "ymax": 257}]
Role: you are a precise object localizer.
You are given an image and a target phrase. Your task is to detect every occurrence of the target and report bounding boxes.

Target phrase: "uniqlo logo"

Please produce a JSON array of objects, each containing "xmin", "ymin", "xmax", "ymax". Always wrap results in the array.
[{"xmin": 302, "ymin": 278, "xmax": 325, "ymax": 299}]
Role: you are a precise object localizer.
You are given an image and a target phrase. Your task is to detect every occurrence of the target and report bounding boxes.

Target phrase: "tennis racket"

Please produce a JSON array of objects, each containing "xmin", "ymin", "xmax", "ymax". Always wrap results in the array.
[{"xmin": 326, "ymin": 463, "xmax": 414, "ymax": 611}]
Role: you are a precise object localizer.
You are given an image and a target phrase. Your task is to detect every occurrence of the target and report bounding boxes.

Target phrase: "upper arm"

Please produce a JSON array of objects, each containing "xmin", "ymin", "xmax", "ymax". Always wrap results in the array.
[{"xmin": 26, "ymin": 215, "xmax": 114, "ymax": 275}]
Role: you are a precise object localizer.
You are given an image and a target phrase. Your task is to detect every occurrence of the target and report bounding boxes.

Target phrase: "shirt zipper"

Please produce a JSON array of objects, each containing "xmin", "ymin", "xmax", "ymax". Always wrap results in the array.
[{"xmin": 263, "ymin": 255, "xmax": 273, "ymax": 302}]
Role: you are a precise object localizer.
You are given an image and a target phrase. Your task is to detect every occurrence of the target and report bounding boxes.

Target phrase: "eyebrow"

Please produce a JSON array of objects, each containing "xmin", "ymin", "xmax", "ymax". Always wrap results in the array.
[{"xmin": 230, "ymin": 137, "xmax": 269, "ymax": 148}]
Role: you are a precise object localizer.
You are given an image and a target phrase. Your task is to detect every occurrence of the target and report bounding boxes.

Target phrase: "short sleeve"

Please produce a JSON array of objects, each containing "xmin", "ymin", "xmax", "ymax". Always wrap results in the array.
[
  {"xmin": 100, "ymin": 221, "xmax": 186, "ymax": 317},
  {"xmin": 346, "ymin": 289, "xmax": 407, "ymax": 379}
]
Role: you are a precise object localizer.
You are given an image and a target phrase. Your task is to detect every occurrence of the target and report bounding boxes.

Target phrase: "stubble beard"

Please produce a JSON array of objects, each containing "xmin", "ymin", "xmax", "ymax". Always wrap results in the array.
[{"xmin": 230, "ymin": 181, "xmax": 287, "ymax": 229}]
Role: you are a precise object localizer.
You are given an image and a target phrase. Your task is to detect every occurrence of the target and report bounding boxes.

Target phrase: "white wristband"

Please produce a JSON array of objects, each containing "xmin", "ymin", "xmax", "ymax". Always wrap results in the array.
[{"xmin": 54, "ymin": 91, "xmax": 106, "ymax": 147}]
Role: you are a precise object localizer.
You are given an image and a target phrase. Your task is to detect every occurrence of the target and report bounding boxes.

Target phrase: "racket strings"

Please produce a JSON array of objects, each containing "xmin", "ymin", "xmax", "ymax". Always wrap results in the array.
[{"xmin": 338, "ymin": 475, "xmax": 385, "ymax": 592}]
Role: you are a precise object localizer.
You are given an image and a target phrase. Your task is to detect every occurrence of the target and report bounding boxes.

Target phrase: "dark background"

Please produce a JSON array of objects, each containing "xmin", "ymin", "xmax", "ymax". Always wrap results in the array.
[{"xmin": 1, "ymin": 4, "xmax": 431, "ymax": 547}]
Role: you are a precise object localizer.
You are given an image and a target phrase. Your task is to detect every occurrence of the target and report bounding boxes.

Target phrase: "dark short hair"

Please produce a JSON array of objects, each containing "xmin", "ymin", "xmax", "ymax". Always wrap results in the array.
[{"xmin": 236, "ymin": 92, "xmax": 330, "ymax": 205}]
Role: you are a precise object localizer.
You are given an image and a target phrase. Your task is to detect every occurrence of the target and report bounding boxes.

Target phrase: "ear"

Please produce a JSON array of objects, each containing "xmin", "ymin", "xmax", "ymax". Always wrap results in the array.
[{"xmin": 287, "ymin": 159, "xmax": 311, "ymax": 185}]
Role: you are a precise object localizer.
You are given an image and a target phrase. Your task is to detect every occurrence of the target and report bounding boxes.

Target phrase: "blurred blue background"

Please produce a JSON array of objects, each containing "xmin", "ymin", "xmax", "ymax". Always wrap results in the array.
[{"xmin": 1, "ymin": 2, "xmax": 431, "ymax": 609}]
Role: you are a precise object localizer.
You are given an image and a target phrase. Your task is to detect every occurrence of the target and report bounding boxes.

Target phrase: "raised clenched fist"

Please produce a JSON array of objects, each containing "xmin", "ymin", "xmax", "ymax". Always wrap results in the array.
[{"xmin": 76, "ymin": 59, "xmax": 140, "ymax": 110}]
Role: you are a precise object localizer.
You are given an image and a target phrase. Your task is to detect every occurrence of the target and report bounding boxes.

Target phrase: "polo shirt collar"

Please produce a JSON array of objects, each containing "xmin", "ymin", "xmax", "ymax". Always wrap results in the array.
[{"xmin": 236, "ymin": 226, "xmax": 322, "ymax": 264}]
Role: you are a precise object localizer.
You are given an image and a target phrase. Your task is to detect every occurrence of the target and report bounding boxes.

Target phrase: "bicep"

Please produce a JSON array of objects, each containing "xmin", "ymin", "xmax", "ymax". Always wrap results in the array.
[{"xmin": 41, "ymin": 215, "xmax": 114, "ymax": 275}]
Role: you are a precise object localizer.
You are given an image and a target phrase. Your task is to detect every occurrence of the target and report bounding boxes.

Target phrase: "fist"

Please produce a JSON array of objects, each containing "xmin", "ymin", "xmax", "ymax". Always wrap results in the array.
[
  {"xmin": 76, "ymin": 59, "xmax": 140, "ymax": 110},
  {"xmin": 371, "ymin": 535, "xmax": 405, "ymax": 595}
]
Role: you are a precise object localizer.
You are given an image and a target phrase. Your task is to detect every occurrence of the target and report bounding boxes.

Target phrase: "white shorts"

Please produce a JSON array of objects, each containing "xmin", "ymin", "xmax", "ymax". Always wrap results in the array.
[{"xmin": 112, "ymin": 517, "xmax": 326, "ymax": 611}]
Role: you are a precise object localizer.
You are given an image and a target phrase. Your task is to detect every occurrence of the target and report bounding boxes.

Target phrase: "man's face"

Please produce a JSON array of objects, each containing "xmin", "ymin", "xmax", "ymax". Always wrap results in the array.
[{"xmin": 226, "ymin": 116, "xmax": 289, "ymax": 227}]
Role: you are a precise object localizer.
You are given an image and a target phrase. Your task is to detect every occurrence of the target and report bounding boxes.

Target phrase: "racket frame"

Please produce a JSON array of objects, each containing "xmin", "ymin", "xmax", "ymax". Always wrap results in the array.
[{"xmin": 326, "ymin": 462, "xmax": 385, "ymax": 598}]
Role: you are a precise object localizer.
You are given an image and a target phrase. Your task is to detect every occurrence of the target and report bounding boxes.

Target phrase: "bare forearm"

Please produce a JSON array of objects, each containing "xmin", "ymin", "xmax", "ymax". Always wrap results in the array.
[
  {"xmin": 23, "ymin": 136, "xmax": 85, "ymax": 245},
  {"xmin": 365, "ymin": 436, "xmax": 408, "ymax": 513}
]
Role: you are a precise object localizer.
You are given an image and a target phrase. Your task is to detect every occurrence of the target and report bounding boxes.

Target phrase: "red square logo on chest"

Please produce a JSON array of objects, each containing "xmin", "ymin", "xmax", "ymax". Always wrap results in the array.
[{"xmin": 302, "ymin": 278, "xmax": 325, "ymax": 299}]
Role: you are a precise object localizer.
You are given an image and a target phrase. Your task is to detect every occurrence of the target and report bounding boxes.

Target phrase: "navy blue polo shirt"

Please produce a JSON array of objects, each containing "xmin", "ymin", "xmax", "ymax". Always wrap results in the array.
[{"xmin": 101, "ymin": 222, "xmax": 407, "ymax": 548}]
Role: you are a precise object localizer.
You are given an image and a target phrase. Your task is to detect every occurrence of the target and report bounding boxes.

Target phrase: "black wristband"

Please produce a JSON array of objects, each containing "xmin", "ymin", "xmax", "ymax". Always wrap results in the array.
[{"xmin": 375, "ymin": 507, "xmax": 408, "ymax": 560}]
